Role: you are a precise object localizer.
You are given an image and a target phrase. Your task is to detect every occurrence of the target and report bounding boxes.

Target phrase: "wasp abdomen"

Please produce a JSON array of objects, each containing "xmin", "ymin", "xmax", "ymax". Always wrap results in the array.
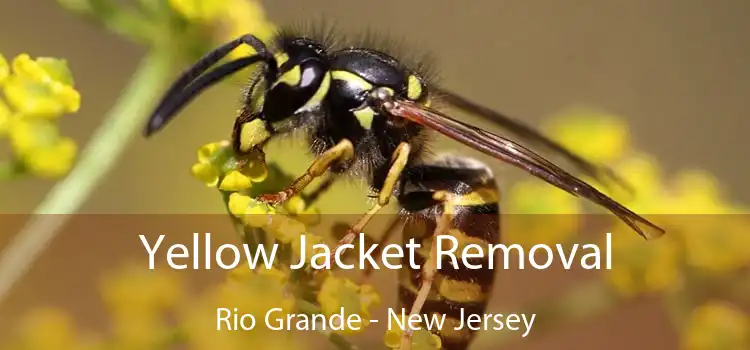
[{"xmin": 397, "ymin": 156, "xmax": 500, "ymax": 350}]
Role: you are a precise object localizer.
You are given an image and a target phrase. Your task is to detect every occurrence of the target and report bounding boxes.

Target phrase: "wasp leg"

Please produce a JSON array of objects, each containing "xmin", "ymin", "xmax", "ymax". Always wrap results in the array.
[
  {"xmin": 331, "ymin": 142, "xmax": 411, "ymax": 252},
  {"xmin": 401, "ymin": 191, "xmax": 455, "ymax": 350},
  {"xmin": 258, "ymin": 139, "xmax": 354, "ymax": 205}
]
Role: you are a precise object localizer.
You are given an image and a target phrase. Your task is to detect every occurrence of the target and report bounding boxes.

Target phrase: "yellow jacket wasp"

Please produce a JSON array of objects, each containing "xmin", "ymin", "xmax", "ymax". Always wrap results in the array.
[{"xmin": 144, "ymin": 25, "xmax": 665, "ymax": 350}]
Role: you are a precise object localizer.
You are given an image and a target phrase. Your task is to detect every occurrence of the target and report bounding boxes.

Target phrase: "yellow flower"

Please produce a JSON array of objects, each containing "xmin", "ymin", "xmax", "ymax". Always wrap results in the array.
[
  {"xmin": 168, "ymin": 0, "xmax": 226, "ymax": 23},
  {"xmin": 605, "ymin": 153, "xmax": 664, "ymax": 210},
  {"xmin": 12, "ymin": 308, "xmax": 80, "ymax": 349},
  {"xmin": 181, "ymin": 269, "xmax": 296, "ymax": 349},
  {"xmin": 4, "ymin": 54, "xmax": 80, "ymax": 118},
  {"xmin": 603, "ymin": 228, "xmax": 681, "ymax": 296},
  {"xmin": 219, "ymin": 169, "xmax": 252, "ymax": 191},
  {"xmin": 291, "ymin": 232, "xmax": 327, "ymax": 265},
  {"xmin": 220, "ymin": 0, "xmax": 278, "ymax": 59},
  {"xmin": 317, "ymin": 275, "xmax": 381, "ymax": 334},
  {"xmin": 23, "ymin": 136, "xmax": 77, "ymax": 178},
  {"xmin": 683, "ymin": 301, "xmax": 748, "ymax": 350},
  {"xmin": 191, "ymin": 141, "xmax": 268, "ymax": 188},
  {"xmin": 100, "ymin": 265, "xmax": 184, "ymax": 348},
  {"xmin": 100, "ymin": 264, "xmax": 184, "ymax": 316},
  {"xmin": 504, "ymin": 180, "xmax": 581, "ymax": 246},
  {"xmin": 544, "ymin": 108, "xmax": 630, "ymax": 163},
  {"xmin": 197, "ymin": 141, "xmax": 226, "ymax": 163},
  {"xmin": 0, "ymin": 53, "xmax": 8, "ymax": 85},
  {"xmin": 191, "ymin": 162, "xmax": 220, "ymax": 186},
  {"xmin": 0, "ymin": 98, "xmax": 12, "ymax": 135},
  {"xmin": 7, "ymin": 118, "xmax": 78, "ymax": 178},
  {"xmin": 267, "ymin": 214, "xmax": 308, "ymax": 244}
]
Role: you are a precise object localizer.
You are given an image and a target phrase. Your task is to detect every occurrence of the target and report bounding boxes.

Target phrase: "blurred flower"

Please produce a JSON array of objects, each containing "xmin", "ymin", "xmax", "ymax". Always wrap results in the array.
[
  {"xmin": 8, "ymin": 118, "xmax": 78, "ymax": 178},
  {"xmin": 182, "ymin": 268, "xmax": 297, "ymax": 349},
  {"xmin": 683, "ymin": 301, "xmax": 748, "ymax": 350},
  {"xmin": 0, "ymin": 54, "xmax": 8, "ymax": 84},
  {"xmin": 504, "ymin": 179, "xmax": 581, "ymax": 247},
  {"xmin": 168, "ymin": 0, "xmax": 227, "ymax": 23},
  {"xmin": 8, "ymin": 308, "xmax": 102, "ymax": 350},
  {"xmin": 604, "ymin": 228, "xmax": 682, "ymax": 296},
  {"xmin": 214, "ymin": 0, "xmax": 278, "ymax": 58},
  {"xmin": 0, "ymin": 52, "xmax": 80, "ymax": 179},
  {"xmin": 317, "ymin": 275, "xmax": 381, "ymax": 334},
  {"xmin": 100, "ymin": 265, "xmax": 184, "ymax": 348},
  {"xmin": 544, "ymin": 108, "xmax": 630, "ymax": 164},
  {"xmin": 167, "ymin": 0, "xmax": 277, "ymax": 60}
]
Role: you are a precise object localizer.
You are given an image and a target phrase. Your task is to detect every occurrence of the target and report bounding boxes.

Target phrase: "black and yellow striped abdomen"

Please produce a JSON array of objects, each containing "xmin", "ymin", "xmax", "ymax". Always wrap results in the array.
[{"xmin": 397, "ymin": 156, "xmax": 500, "ymax": 350}]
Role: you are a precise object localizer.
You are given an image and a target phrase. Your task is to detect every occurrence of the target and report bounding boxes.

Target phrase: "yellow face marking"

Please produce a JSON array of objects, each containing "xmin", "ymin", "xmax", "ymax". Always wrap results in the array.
[
  {"xmin": 274, "ymin": 52, "xmax": 290, "ymax": 67},
  {"xmin": 331, "ymin": 70, "xmax": 373, "ymax": 90},
  {"xmin": 298, "ymin": 72, "xmax": 331, "ymax": 111},
  {"xmin": 451, "ymin": 187, "xmax": 500, "ymax": 206},
  {"xmin": 275, "ymin": 65, "xmax": 301, "ymax": 87},
  {"xmin": 239, "ymin": 119, "xmax": 270, "ymax": 152},
  {"xmin": 353, "ymin": 107, "xmax": 376, "ymax": 129},
  {"xmin": 407, "ymin": 75, "xmax": 423, "ymax": 100}
]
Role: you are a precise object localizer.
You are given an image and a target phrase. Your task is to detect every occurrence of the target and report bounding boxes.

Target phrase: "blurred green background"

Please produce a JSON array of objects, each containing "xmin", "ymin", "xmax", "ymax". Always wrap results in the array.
[{"xmin": 1, "ymin": 1, "xmax": 749, "ymax": 350}]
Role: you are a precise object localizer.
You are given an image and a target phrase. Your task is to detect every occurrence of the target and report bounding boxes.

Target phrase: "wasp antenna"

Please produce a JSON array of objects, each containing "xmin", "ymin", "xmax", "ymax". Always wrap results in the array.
[{"xmin": 144, "ymin": 34, "xmax": 276, "ymax": 137}]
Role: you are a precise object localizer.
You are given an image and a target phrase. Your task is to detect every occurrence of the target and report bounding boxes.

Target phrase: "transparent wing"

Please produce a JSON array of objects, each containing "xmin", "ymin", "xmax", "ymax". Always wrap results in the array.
[{"xmin": 384, "ymin": 98, "xmax": 665, "ymax": 239}]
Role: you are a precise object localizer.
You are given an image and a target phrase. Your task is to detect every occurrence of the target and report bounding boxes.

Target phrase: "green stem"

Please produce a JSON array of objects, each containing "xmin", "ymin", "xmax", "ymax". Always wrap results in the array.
[{"xmin": 0, "ymin": 50, "xmax": 174, "ymax": 305}]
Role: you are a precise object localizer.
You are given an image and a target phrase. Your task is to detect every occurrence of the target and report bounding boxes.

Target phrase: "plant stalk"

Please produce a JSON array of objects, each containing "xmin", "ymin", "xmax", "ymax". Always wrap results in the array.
[{"xmin": 0, "ymin": 49, "xmax": 173, "ymax": 305}]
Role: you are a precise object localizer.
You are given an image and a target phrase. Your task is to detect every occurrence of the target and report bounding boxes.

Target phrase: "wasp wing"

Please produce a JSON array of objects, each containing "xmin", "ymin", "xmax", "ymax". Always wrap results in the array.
[
  {"xmin": 434, "ymin": 88, "xmax": 633, "ymax": 194},
  {"xmin": 385, "ymin": 98, "xmax": 665, "ymax": 239}
]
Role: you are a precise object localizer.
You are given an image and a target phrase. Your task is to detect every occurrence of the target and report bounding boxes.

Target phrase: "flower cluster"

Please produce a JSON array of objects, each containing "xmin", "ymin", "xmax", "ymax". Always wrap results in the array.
[
  {"xmin": 523, "ymin": 107, "xmax": 750, "ymax": 349},
  {"xmin": 189, "ymin": 139, "xmax": 383, "ymax": 346},
  {"xmin": 0, "ymin": 53, "xmax": 80, "ymax": 179}
]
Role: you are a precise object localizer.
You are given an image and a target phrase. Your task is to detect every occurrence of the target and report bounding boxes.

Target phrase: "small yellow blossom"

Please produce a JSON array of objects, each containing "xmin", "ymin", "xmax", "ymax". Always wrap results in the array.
[
  {"xmin": 23, "ymin": 136, "xmax": 77, "ymax": 178},
  {"xmin": 0, "ymin": 98, "xmax": 11, "ymax": 135},
  {"xmin": 191, "ymin": 162, "xmax": 220, "ymax": 186},
  {"xmin": 220, "ymin": 0, "xmax": 278, "ymax": 59},
  {"xmin": 197, "ymin": 141, "xmax": 226, "ymax": 163},
  {"xmin": 317, "ymin": 275, "xmax": 381, "ymax": 334},
  {"xmin": 604, "ymin": 229, "xmax": 681, "ymax": 296},
  {"xmin": 291, "ymin": 232, "xmax": 327, "ymax": 265},
  {"xmin": 100, "ymin": 265, "xmax": 184, "ymax": 315},
  {"xmin": 4, "ymin": 54, "xmax": 80, "ymax": 117},
  {"xmin": 219, "ymin": 169, "xmax": 253, "ymax": 191},
  {"xmin": 7, "ymin": 118, "xmax": 78, "ymax": 178},
  {"xmin": 228, "ymin": 192, "xmax": 253, "ymax": 216},
  {"xmin": 182, "ymin": 269, "xmax": 296, "ymax": 349},
  {"xmin": 0, "ymin": 54, "xmax": 8, "ymax": 84},
  {"xmin": 168, "ymin": 0, "xmax": 227, "ymax": 23},
  {"xmin": 267, "ymin": 214, "xmax": 308, "ymax": 243},
  {"xmin": 100, "ymin": 265, "xmax": 185, "ymax": 348},
  {"xmin": 191, "ymin": 141, "xmax": 269, "ymax": 189},
  {"xmin": 683, "ymin": 301, "xmax": 749, "ymax": 350},
  {"xmin": 544, "ymin": 108, "xmax": 630, "ymax": 163},
  {"xmin": 504, "ymin": 180, "xmax": 581, "ymax": 246},
  {"xmin": 284, "ymin": 195, "xmax": 307, "ymax": 214}
]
